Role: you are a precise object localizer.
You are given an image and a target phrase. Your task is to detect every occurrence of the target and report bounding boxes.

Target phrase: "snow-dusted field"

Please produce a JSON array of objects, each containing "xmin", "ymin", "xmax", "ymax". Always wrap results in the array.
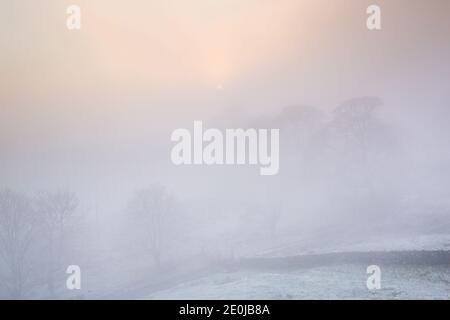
[
  {"xmin": 147, "ymin": 264, "xmax": 450, "ymax": 300},
  {"xmin": 144, "ymin": 234, "xmax": 450, "ymax": 300},
  {"xmin": 240, "ymin": 234, "xmax": 450, "ymax": 258}
]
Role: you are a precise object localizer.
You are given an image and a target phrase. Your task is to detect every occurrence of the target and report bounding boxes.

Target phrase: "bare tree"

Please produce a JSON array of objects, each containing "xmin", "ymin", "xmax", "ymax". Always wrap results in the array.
[
  {"xmin": 321, "ymin": 96, "xmax": 386, "ymax": 190},
  {"xmin": 332, "ymin": 96, "xmax": 383, "ymax": 167},
  {"xmin": 313, "ymin": 96, "xmax": 398, "ymax": 226},
  {"xmin": 35, "ymin": 191, "xmax": 78, "ymax": 297},
  {"xmin": 0, "ymin": 189, "xmax": 36, "ymax": 298},
  {"xmin": 127, "ymin": 184, "xmax": 174, "ymax": 268}
]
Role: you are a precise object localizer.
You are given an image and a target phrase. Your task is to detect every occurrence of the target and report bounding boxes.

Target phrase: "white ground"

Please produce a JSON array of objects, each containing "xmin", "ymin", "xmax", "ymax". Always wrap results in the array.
[
  {"xmin": 244, "ymin": 234, "xmax": 450, "ymax": 258},
  {"xmin": 146, "ymin": 264, "xmax": 450, "ymax": 300}
]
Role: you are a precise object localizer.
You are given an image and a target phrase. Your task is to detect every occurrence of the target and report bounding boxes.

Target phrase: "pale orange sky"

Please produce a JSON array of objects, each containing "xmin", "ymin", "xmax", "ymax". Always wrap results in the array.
[
  {"xmin": 1, "ymin": 0, "xmax": 449, "ymax": 153},
  {"xmin": 0, "ymin": 0, "xmax": 449, "ymax": 204},
  {"xmin": 2, "ymin": 0, "xmax": 449, "ymax": 104},
  {"xmin": 1, "ymin": 0, "xmax": 337, "ymax": 101}
]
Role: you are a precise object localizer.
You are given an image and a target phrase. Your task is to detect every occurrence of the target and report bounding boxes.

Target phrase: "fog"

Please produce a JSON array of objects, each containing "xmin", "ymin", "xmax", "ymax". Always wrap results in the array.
[{"xmin": 0, "ymin": 0, "xmax": 449, "ymax": 299}]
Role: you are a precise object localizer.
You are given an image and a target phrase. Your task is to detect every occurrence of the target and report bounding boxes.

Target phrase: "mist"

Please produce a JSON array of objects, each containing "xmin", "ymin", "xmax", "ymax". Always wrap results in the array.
[{"xmin": 0, "ymin": 0, "xmax": 449, "ymax": 299}]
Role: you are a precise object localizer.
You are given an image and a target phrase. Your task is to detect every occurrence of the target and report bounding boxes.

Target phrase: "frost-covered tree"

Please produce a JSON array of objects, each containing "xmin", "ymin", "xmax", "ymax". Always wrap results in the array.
[
  {"xmin": 332, "ymin": 96, "xmax": 383, "ymax": 166},
  {"xmin": 318, "ymin": 96, "xmax": 387, "ymax": 189},
  {"xmin": 127, "ymin": 185, "xmax": 174, "ymax": 268},
  {"xmin": 0, "ymin": 189, "xmax": 36, "ymax": 298},
  {"xmin": 35, "ymin": 191, "xmax": 78, "ymax": 296},
  {"xmin": 311, "ymin": 96, "xmax": 400, "ymax": 229}
]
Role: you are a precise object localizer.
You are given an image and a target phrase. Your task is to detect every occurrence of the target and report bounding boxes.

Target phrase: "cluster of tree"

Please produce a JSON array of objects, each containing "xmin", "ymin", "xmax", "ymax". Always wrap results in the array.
[
  {"xmin": 0, "ymin": 183, "xmax": 182, "ymax": 299},
  {"xmin": 0, "ymin": 190, "xmax": 78, "ymax": 298},
  {"xmin": 242, "ymin": 96, "xmax": 399, "ymax": 238}
]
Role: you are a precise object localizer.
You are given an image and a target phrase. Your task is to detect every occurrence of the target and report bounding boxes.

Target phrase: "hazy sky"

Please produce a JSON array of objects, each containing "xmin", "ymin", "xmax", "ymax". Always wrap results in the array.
[{"xmin": 1, "ymin": 0, "xmax": 449, "ymax": 202}]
